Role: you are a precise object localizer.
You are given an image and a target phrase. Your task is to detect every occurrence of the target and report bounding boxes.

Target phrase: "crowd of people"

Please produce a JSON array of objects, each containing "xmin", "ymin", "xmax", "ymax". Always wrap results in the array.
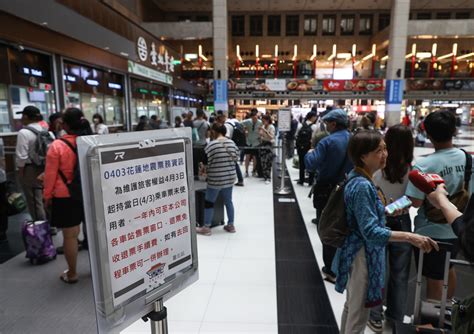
[
  {"xmin": 291, "ymin": 106, "xmax": 474, "ymax": 332},
  {"xmin": 2, "ymin": 103, "xmax": 473, "ymax": 332}
]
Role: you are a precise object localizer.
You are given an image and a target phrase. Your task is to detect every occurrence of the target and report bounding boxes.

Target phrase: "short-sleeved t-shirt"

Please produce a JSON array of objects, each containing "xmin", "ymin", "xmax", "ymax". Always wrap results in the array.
[
  {"xmin": 242, "ymin": 119, "xmax": 262, "ymax": 147},
  {"xmin": 405, "ymin": 148, "xmax": 474, "ymax": 239},
  {"xmin": 193, "ymin": 119, "xmax": 209, "ymax": 146}
]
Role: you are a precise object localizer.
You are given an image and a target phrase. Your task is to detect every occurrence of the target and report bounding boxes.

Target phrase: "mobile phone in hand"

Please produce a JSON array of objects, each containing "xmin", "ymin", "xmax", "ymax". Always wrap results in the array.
[{"xmin": 385, "ymin": 196, "xmax": 412, "ymax": 215}]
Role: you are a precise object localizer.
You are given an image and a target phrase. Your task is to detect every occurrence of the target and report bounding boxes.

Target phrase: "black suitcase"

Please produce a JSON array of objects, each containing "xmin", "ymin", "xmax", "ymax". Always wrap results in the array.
[
  {"xmin": 395, "ymin": 242, "xmax": 454, "ymax": 333},
  {"xmin": 195, "ymin": 189, "xmax": 225, "ymax": 228}
]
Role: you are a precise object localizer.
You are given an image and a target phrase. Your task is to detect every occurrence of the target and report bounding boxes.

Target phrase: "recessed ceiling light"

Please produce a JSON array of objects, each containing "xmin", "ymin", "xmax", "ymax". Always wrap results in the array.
[
  {"xmin": 104, "ymin": 46, "xmax": 110, "ymax": 50},
  {"xmin": 120, "ymin": 52, "xmax": 129, "ymax": 57},
  {"xmin": 41, "ymin": 22, "xmax": 48, "ymax": 25}
]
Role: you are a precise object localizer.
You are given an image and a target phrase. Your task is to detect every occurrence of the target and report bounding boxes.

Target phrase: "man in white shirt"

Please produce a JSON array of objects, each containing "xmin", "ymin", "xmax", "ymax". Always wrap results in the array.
[{"xmin": 15, "ymin": 106, "xmax": 47, "ymax": 221}]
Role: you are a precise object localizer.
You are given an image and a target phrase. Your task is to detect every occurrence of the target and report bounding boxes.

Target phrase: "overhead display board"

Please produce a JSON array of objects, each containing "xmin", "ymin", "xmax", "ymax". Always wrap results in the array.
[{"xmin": 77, "ymin": 128, "xmax": 198, "ymax": 333}]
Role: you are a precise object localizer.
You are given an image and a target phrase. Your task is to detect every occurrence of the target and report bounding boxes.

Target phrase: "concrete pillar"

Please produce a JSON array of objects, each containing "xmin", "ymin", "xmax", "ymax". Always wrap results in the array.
[
  {"xmin": 384, "ymin": 0, "xmax": 411, "ymax": 126},
  {"xmin": 212, "ymin": 0, "xmax": 228, "ymax": 111}
]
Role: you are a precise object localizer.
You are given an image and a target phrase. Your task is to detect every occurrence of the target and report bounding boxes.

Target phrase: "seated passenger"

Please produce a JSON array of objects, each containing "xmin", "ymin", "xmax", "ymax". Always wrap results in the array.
[{"xmin": 333, "ymin": 130, "xmax": 438, "ymax": 334}]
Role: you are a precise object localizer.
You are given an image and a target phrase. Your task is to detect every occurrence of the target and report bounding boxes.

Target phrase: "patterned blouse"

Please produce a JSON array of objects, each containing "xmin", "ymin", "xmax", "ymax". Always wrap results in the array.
[{"xmin": 332, "ymin": 169, "xmax": 392, "ymax": 307}]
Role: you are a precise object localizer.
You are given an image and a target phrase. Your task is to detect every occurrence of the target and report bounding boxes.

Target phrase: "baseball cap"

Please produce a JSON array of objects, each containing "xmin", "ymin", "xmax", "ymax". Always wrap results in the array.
[
  {"xmin": 322, "ymin": 108, "xmax": 348, "ymax": 125},
  {"xmin": 16, "ymin": 106, "xmax": 41, "ymax": 120}
]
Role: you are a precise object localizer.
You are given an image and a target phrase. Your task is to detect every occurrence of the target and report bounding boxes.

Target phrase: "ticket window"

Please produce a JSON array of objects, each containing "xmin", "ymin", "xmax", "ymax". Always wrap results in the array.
[
  {"xmin": 65, "ymin": 92, "xmax": 81, "ymax": 109},
  {"xmin": 0, "ymin": 84, "xmax": 9, "ymax": 132},
  {"xmin": 133, "ymin": 98, "xmax": 148, "ymax": 123},
  {"xmin": 81, "ymin": 93, "xmax": 104, "ymax": 122},
  {"xmin": 10, "ymin": 86, "xmax": 56, "ymax": 130},
  {"xmin": 105, "ymin": 96, "xmax": 124, "ymax": 125}
]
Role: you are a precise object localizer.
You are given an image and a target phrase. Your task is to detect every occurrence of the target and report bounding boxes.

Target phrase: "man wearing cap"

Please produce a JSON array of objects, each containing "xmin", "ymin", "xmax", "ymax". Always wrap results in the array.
[
  {"xmin": 305, "ymin": 108, "xmax": 353, "ymax": 283},
  {"xmin": 15, "ymin": 106, "xmax": 48, "ymax": 221}
]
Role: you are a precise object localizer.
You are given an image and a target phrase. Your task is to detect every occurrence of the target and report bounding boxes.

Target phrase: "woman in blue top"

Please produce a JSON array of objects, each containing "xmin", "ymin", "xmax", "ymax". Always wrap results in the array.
[{"xmin": 334, "ymin": 130, "xmax": 438, "ymax": 333}]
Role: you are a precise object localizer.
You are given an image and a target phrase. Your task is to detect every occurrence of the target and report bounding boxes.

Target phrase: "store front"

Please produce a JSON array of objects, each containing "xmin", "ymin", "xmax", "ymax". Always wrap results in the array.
[
  {"xmin": 0, "ymin": 45, "xmax": 56, "ymax": 132},
  {"xmin": 64, "ymin": 61, "xmax": 125, "ymax": 128}
]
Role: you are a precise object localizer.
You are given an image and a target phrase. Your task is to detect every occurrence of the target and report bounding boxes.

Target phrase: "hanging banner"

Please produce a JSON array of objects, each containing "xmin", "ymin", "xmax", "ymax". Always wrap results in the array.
[
  {"xmin": 214, "ymin": 79, "xmax": 228, "ymax": 112},
  {"xmin": 385, "ymin": 79, "xmax": 404, "ymax": 104}
]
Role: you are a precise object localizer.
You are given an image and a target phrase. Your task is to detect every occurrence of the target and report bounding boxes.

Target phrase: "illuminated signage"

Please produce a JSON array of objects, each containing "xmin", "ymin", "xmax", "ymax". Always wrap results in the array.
[
  {"xmin": 108, "ymin": 83, "xmax": 122, "ymax": 90},
  {"xmin": 23, "ymin": 67, "xmax": 44, "ymax": 77},
  {"xmin": 86, "ymin": 79, "xmax": 100, "ymax": 86},
  {"xmin": 63, "ymin": 75, "xmax": 77, "ymax": 82}
]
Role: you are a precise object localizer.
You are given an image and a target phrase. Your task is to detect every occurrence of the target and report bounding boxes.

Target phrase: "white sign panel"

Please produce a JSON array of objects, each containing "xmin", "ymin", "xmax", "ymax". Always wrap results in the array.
[
  {"xmin": 98, "ymin": 139, "xmax": 192, "ymax": 307},
  {"xmin": 128, "ymin": 61, "xmax": 173, "ymax": 86},
  {"xmin": 265, "ymin": 79, "xmax": 286, "ymax": 91},
  {"xmin": 278, "ymin": 109, "xmax": 292, "ymax": 132}
]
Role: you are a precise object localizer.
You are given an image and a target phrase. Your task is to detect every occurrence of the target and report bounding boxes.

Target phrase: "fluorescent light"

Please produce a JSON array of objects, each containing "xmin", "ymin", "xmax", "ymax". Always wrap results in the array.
[
  {"xmin": 337, "ymin": 53, "xmax": 352, "ymax": 59},
  {"xmin": 372, "ymin": 44, "xmax": 376, "ymax": 56},
  {"xmin": 416, "ymin": 52, "xmax": 432, "ymax": 59},
  {"xmin": 275, "ymin": 45, "xmax": 278, "ymax": 58},
  {"xmin": 437, "ymin": 53, "xmax": 453, "ymax": 60},
  {"xmin": 184, "ymin": 53, "xmax": 198, "ymax": 60},
  {"xmin": 453, "ymin": 43, "xmax": 458, "ymax": 56},
  {"xmin": 256, "ymin": 45, "xmax": 259, "ymax": 58},
  {"xmin": 362, "ymin": 53, "xmax": 373, "ymax": 61},
  {"xmin": 261, "ymin": 54, "xmax": 272, "ymax": 58},
  {"xmin": 432, "ymin": 43, "xmax": 437, "ymax": 57},
  {"xmin": 457, "ymin": 52, "xmax": 474, "ymax": 60},
  {"xmin": 352, "ymin": 44, "xmax": 356, "ymax": 57},
  {"xmin": 292, "ymin": 44, "xmax": 298, "ymax": 60},
  {"xmin": 412, "ymin": 43, "xmax": 417, "ymax": 55},
  {"xmin": 310, "ymin": 44, "xmax": 317, "ymax": 61},
  {"xmin": 381, "ymin": 55, "xmax": 389, "ymax": 61}
]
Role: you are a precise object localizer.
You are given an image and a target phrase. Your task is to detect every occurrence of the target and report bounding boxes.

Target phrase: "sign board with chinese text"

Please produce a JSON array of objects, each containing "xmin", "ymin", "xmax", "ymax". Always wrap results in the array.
[
  {"xmin": 214, "ymin": 79, "xmax": 228, "ymax": 112},
  {"xmin": 77, "ymin": 128, "xmax": 198, "ymax": 333},
  {"xmin": 278, "ymin": 108, "xmax": 292, "ymax": 132},
  {"xmin": 128, "ymin": 61, "xmax": 173, "ymax": 86},
  {"xmin": 385, "ymin": 79, "xmax": 404, "ymax": 104}
]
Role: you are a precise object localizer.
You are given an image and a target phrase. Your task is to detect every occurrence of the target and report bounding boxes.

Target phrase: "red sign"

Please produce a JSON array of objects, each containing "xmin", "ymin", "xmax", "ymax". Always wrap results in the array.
[{"xmin": 323, "ymin": 79, "xmax": 384, "ymax": 92}]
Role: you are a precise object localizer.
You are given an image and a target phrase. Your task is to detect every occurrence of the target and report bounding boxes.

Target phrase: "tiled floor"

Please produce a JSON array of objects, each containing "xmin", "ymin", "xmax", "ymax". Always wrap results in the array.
[{"xmin": 122, "ymin": 172, "xmax": 278, "ymax": 334}]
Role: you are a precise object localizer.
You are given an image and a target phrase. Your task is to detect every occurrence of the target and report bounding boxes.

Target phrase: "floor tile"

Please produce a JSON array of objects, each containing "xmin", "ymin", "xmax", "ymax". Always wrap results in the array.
[
  {"xmin": 216, "ymin": 258, "xmax": 276, "ymax": 286},
  {"xmin": 203, "ymin": 284, "xmax": 277, "ymax": 324},
  {"xmin": 165, "ymin": 282, "xmax": 215, "ymax": 322},
  {"xmin": 200, "ymin": 322, "xmax": 278, "ymax": 333}
]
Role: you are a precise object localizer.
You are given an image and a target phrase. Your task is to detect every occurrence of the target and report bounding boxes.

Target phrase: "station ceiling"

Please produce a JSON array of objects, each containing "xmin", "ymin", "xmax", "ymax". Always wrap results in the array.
[{"xmin": 152, "ymin": 0, "xmax": 474, "ymax": 12}]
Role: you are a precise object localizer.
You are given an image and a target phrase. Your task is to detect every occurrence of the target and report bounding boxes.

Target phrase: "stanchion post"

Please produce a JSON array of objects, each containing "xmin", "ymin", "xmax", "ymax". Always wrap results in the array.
[
  {"xmin": 274, "ymin": 136, "xmax": 291, "ymax": 195},
  {"xmin": 142, "ymin": 299, "xmax": 168, "ymax": 334}
]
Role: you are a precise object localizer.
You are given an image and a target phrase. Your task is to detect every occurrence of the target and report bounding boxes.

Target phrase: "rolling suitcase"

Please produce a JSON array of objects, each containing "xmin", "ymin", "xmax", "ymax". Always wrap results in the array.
[
  {"xmin": 395, "ymin": 242, "xmax": 454, "ymax": 333},
  {"xmin": 21, "ymin": 187, "xmax": 57, "ymax": 264},
  {"xmin": 21, "ymin": 220, "xmax": 57, "ymax": 264},
  {"xmin": 195, "ymin": 189, "xmax": 225, "ymax": 228}
]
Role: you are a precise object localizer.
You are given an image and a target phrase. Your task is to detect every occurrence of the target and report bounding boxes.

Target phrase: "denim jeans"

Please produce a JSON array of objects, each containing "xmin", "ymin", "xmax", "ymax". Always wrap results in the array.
[
  {"xmin": 370, "ymin": 214, "xmax": 412, "ymax": 322},
  {"xmin": 235, "ymin": 162, "xmax": 243, "ymax": 183},
  {"xmin": 204, "ymin": 186, "xmax": 234, "ymax": 227}
]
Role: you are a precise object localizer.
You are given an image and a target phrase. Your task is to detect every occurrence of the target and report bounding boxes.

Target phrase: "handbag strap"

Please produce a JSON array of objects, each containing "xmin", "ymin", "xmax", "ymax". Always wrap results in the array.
[
  {"xmin": 57, "ymin": 138, "xmax": 77, "ymax": 186},
  {"xmin": 461, "ymin": 149, "xmax": 472, "ymax": 191},
  {"xmin": 220, "ymin": 140, "xmax": 237, "ymax": 162}
]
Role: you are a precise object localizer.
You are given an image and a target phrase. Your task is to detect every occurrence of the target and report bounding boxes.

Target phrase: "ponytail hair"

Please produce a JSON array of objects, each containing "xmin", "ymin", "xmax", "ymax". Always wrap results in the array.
[{"xmin": 62, "ymin": 108, "xmax": 93, "ymax": 136}]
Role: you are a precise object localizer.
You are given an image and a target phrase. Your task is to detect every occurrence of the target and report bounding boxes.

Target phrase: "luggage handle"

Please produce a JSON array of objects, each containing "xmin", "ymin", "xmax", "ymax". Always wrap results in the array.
[
  {"xmin": 414, "ymin": 242, "xmax": 453, "ymax": 328},
  {"xmin": 450, "ymin": 259, "xmax": 474, "ymax": 267}
]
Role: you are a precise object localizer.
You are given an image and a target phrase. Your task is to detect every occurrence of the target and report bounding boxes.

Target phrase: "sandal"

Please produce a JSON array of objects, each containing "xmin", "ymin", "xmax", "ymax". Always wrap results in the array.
[{"xmin": 59, "ymin": 270, "xmax": 78, "ymax": 284}]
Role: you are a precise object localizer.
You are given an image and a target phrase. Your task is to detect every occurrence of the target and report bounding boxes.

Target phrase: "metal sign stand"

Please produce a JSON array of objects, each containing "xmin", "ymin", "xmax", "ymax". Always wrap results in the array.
[
  {"xmin": 274, "ymin": 136, "xmax": 291, "ymax": 195},
  {"xmin": 142, "ymin": 299, "xmax": 168, "ymax": 334}
]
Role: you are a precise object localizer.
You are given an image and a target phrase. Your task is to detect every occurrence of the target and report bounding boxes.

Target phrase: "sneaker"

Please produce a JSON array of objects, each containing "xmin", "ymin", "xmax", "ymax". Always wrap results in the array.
[
  {"xmin": 367, "ymin": 319, "xmax": 383, "ymax": 333},
  {"xmin": 311, "ymin": 218, "xmax": 318, "ymax": 225},
  {"xmin": 223, "ymin": 225, "xmax": 236, "ymax": 233},
  {"xmin": 196, "ymin": 226, "xmax": 212, "ymax": 236},
  {"xmin": 265, "ymin": 179, "xmax": 271, "ymax": 185},
  {"xmin": 322, "ymin": 266, "xmax": 336, "ymax": 284},
  {"xmin": 245, "ymin": 172, "xmax": 249, "ymax": 177},
  {"xmin": 235, "ymin": 182, "xmax": 244, "ymax": 187}
]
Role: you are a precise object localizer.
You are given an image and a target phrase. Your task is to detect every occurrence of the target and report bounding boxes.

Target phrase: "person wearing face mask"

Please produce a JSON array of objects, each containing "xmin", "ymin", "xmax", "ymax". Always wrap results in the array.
[
  {"xmin": 333, "ymin": 130, "xmax": 439, "ymax": 334},
  {"xmin": 91, "ymin": 113, "xmax": 109, "ymax": 135}
]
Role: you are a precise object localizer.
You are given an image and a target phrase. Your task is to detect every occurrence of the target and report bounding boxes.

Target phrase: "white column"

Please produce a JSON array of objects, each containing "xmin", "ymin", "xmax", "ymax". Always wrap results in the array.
[{"xmin": 384, "ymin": 0, "xmax": 411, "ymax": 126}]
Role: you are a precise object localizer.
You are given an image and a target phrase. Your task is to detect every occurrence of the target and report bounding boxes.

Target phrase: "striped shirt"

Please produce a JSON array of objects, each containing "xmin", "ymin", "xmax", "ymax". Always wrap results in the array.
[{"xmin": 205, "ymin": 137, "xmax": 238, "ymax": 189}]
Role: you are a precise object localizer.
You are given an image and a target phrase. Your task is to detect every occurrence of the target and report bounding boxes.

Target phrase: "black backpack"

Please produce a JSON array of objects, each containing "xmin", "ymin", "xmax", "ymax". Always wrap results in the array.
[
  {"xmin": 318, "ymin": 174, "xmax": 371, "ymax": 248},
  {"xmin": 57, "ymin": 138, "xmax": 83, "ymax": 204},
  {"xmin": 295, "ymin": 122, "xmax": 313, "ymax": 151},
  {"xmin": 226, "ymin": 121, "xmax": 247, "ymax": 148}
]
